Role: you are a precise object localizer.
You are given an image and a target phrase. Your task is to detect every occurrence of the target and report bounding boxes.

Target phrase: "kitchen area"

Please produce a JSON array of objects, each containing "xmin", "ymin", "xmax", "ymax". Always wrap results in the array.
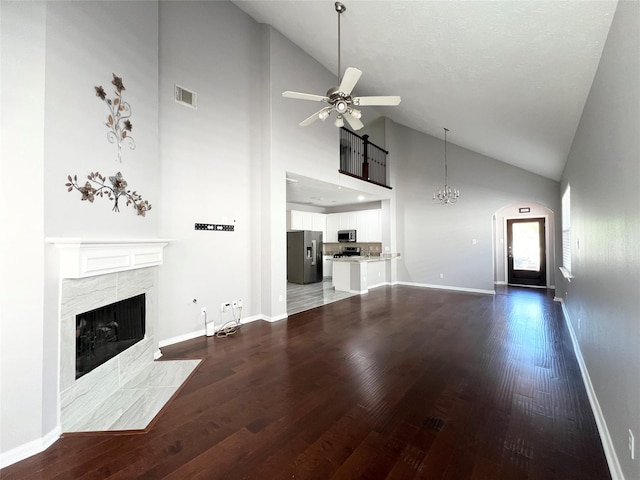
[{"xmin": 286, "ymin": 207, "xmax": 399, "ymax": 314}]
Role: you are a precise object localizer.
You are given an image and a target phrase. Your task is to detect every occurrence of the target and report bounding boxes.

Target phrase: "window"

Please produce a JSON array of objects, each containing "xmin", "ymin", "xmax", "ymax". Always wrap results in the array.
[{"xmin": 561, "ymin": 185, "xmax": 572, "ymax": 278}]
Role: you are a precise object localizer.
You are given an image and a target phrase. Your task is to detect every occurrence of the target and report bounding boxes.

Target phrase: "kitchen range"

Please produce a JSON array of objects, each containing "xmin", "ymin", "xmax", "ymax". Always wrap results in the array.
[{"xmin": 333, "ymin": 246, "xmax": 361, "ymax": 258}]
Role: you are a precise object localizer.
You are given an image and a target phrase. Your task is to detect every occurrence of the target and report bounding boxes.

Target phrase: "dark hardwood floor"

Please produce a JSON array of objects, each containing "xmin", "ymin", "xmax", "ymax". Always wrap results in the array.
[{"xmin": 2, "ymin": 286, "xmax": 611, "ymax": 479}]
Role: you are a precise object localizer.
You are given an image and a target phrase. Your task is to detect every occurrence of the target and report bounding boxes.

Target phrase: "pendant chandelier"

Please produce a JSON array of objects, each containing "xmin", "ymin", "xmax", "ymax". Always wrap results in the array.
[{"xmin": 433, "ymin": 127, "xmax": 460, "ymax": 205}]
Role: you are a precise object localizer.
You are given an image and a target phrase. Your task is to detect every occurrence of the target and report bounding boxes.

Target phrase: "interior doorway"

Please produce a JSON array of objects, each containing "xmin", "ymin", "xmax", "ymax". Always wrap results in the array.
[{"xmin": 507, "ymin": 217, "xmax": 546, "ymax": 286}]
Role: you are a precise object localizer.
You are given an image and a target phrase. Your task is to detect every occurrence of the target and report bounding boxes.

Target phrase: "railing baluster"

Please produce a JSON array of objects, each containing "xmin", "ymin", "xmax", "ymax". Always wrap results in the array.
[{"xmin": 338, "ymin": 127, "xmax": 390, "ymax": 189}]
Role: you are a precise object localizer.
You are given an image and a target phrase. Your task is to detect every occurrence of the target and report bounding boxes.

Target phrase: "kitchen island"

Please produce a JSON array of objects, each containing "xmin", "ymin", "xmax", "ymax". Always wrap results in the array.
[{"xmin": 332, "ymin": 254, "xmax": 400, "ymax": 293}]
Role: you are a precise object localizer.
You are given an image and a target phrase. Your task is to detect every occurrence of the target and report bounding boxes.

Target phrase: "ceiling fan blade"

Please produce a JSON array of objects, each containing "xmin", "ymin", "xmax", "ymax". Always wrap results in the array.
[
  {"xmin": 353, "ymin": 95, "xmax": 402, "ymax": 106},
  {"xmin": 338, "ymin": 67, "xmax": 362, "ymax": 95},
  {"xmin": 343, "ymin": 112, "xmax": 364, "ymax": 131},
  {"xmin": 282, "ymin": 91, "xmax": 328, "ymax": 102},
  {"xmin": 299, "ymin": 107, "xmax": 332, "ymax": 127}
]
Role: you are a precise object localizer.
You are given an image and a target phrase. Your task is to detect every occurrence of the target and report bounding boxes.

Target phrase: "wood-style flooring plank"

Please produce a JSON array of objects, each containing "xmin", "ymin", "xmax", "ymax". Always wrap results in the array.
[{"xmin": 1, "ymin": 286, "xmax": 611, "ymax": 480}]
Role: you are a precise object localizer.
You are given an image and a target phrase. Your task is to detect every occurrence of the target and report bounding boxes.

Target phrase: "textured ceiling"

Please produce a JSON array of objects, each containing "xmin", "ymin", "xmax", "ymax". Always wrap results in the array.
[
  {"xmin": 234, "ymin": 0, "xmax": 617, "ymax": 182},
  {"xmin": 286, "ymin": 172, "xmax": 388, "ymax": 208}
]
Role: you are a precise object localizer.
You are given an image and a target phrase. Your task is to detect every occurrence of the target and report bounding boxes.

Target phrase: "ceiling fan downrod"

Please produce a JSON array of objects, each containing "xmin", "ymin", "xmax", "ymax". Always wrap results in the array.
[{"xmin": 336, "ymin": 2, "xmax": 346, "ymax": 85}]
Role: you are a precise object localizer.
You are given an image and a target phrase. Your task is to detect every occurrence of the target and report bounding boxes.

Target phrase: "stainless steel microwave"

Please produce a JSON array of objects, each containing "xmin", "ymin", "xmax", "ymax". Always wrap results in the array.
[{"xmin": 338, "ymin": 230, "xmax": 356, "ymax": 242}]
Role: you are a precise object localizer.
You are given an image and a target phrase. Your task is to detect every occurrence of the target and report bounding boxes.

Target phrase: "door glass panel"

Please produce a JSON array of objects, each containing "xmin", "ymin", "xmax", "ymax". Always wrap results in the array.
[{"xmin": 512, "ymin": 222, "xmax": 540, "ymax": 271}]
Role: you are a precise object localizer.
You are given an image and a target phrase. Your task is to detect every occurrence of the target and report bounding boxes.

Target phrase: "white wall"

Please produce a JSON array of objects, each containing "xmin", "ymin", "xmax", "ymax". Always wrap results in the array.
[
  {"xmin": 0, "ymin": 1, "xmax": 48, "ymax": 462},
  {"xmin": 157, "ymin": 1, "xmax": 262, "ymax": 340},
  {"xmin": 44, "ymin": 1, "xmax": 160, "ymax": 237},
  {"xmin": 558, "ymin": 1, "xmax": 640, "ymax": 478},
  {"xmin": 1, "ymin": 0, "xmax": 160, "ymax": 465},
  {"xmin": 391, "ymin": 121, "xmax": 560, "ymax": 293}
]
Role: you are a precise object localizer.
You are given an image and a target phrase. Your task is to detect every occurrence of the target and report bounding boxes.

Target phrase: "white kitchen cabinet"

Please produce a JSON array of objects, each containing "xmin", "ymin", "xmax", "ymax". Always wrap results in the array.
[
  {"xmin": 290, "ymin": 210, "xmax": 304, "ymax": 230},
  {"xmin": 326, "ymin": 214, "xmax": 339, "ymax": 242},
  {"xmin": 357, "ymin": 209, "xmax": 381, "ymax": 242},
  {"xmin": 312, "ymin": 213, "xmax": 326, "ymax": 237},
  {"xmin": 325, "ymin": 209, "xmax": 382, "ymax": 243},
  {"xmin": 323, "ymin": 255, "xmax": 333, "ymax": 277},
  {"xmin": 289, "ymin": 210, "xmax": 326, "ymax": 239},
  {"xmin": 338, "ymin": 212, "xmax": 357, "ymax": 230}
]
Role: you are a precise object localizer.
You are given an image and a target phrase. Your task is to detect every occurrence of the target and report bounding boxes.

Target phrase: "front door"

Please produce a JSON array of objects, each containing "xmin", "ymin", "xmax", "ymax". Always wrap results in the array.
[{"xmin": 507, "ymin": 218, "xmax": 546, "ymax": 286}]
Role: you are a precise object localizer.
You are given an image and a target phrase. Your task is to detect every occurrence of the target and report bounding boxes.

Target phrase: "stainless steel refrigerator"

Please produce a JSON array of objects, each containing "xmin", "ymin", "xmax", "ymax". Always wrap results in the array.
[{"xmin": 287, "ymin": 230, "xmax": 323, "ymax": 284}]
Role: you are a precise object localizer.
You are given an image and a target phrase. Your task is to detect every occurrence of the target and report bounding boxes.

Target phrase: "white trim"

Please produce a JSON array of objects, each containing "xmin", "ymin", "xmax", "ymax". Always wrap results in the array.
[
  {"xmin": 555, "ymin": 297, "xmax": 624, "ymax": 480},
  {"xmin": 0, "ymin": 426, "xmax": 61, "ymax": 469},
  {"xmin": 262, "ymin": 313, "xmax": 288, "ymax": 322},
  {"xmin": 502, "ymin": 214, "xmax": 552, "ymax": 288},
  {"xmin": 559, "ymin": 266, "xmax": 573, "ymax": 282},
  {"xmin": 507, "ymin": 283, "xmax": 547, "ymax": 289},
  {"xmin": 396, "ymin": 281, "xmax": 495, "ymax": 295},
  {"xmin": 46, "ymin": 238, "xmax": 172, "ymax": 279},
  {"xmin": 157, "ymin": 315, "xmax": 263, "ymax": 348},
  {"xmin": 158, "ymin": 330, "xmax": 204, "ymax": 349}
]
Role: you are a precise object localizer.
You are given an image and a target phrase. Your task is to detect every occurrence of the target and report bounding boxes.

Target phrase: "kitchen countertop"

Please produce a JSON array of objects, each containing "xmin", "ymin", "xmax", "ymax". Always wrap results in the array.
[{"xmin": 331, "ymin": 254, "xmax": 401, "ymax": 263}]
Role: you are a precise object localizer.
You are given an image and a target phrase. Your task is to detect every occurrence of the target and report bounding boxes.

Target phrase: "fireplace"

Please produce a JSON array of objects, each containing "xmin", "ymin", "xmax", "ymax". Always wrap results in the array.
[
  {"xmin": 76, "ymin": 293, "xmax": 146, "ymax": 379},
  {"xmin": 49, "ymin": 238, "xmax": 201, "ymax": 433},
  {"xmin": 48, "ymin": 238, "xmax": 171, "ymax": 432}
]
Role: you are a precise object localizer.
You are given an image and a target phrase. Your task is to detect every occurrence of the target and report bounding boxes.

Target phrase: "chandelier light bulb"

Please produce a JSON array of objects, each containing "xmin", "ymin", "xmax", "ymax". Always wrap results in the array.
[
  {"xmin": 318, "ymin": 110, "xmax": 330, "ymax": 121},
  {"xmin": 350, "ymin": 108, "xmax": 362, "ymax": 119},
  {"xmin": 335, "ymin": 115, "xmax": 345, "ymax": 127}
]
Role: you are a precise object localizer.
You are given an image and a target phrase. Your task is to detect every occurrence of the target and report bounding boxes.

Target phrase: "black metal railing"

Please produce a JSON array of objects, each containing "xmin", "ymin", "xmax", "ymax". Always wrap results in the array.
[{"xmin": 339, "ymin": 127, "xmax": 391, "ymax": 189}]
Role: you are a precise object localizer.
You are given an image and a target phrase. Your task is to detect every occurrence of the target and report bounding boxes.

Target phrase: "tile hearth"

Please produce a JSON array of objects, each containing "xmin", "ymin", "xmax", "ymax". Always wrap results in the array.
[{"xmin": 64, "ymin": 359, "xmax": 201, "ymax": 433}]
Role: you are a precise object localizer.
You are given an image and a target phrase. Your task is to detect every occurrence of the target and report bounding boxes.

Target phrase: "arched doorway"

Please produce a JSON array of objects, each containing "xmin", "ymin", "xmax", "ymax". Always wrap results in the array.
[{"xmin": 493, "ymin": 203, "xmax": 556, "ymax": 288}]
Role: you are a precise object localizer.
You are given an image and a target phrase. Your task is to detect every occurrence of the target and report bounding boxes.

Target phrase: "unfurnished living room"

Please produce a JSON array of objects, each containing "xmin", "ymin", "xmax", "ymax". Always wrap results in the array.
[{"xmin": 1, "ymin": 1, "xmax": 638, "ymax": 479}]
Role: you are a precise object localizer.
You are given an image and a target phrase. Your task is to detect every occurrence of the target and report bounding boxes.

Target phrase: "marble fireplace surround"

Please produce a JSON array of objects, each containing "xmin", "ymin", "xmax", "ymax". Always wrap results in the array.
[{"xmin": 49, "ymin": 238, "xmax": 201, "ymax": 433}]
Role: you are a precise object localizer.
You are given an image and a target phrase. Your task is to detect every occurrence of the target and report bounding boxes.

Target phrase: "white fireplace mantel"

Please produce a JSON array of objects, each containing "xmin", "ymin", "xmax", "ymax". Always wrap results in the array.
[{"xmin": 46, "ymin": 237, "xmax": 172, "ymax": 279}]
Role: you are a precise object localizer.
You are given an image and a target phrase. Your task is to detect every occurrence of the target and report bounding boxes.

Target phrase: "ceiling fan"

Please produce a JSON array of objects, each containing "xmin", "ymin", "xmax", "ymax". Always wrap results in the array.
[{"xmin": 282, "ymin": 1, "xmax": 401, "ymax": 131}]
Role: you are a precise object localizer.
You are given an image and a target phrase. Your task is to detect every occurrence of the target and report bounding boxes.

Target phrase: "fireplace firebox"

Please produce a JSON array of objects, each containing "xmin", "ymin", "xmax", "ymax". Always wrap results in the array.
[{"xmin": 76, "ymin": 293, "xmax": 146, "ymax": 379}]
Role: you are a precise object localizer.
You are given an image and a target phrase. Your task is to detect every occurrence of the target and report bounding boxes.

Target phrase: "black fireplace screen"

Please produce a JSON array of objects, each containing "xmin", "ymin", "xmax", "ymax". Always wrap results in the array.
[{"xmin": 75, "ymin": 293, "xmax": 146, "ymax": 379}]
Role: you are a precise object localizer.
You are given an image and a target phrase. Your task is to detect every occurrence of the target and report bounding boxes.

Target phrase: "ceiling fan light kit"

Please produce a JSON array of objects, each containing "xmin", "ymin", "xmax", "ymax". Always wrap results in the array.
[{"xmin": 282, "ymin": 1, "xmax": 400, "ymax": 131}]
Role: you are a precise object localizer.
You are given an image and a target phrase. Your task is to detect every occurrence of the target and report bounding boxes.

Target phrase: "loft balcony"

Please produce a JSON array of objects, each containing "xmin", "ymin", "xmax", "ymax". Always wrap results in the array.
[{"xmin": 339, "ymin": 127, "xmax": 391, "ymax": 189}]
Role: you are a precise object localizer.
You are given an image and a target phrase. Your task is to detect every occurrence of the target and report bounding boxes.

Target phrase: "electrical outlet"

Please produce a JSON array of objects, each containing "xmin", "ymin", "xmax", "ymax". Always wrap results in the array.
[
  {"xmin": 220, "ymin": 302, "xmax": 230, "ymax": 313},
  {"xmin": 578, "ymin": 318, "xmax": 581, "ymax": 329},
  {"xmin": 237, "ymin": 299, "xmax": 243, "ymax": 308},
  {"xmin": 232, "ymin": 300, "xmax": 238, "ymax": 308},
  {"xmin": 629, "ymin": 429, "xmax": 635, "ymax": 460},
  {"xmin": 439, "ymin": 273, "xmax": 444, "ymax": 279},
  {"xmin": 201, "ymin": 307, "xmax": 207, "ymax": 315}
]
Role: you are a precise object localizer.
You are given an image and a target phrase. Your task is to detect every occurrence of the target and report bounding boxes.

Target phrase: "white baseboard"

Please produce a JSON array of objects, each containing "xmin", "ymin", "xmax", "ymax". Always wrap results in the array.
[
  {"xmin": 158, "ymin": 315, "xmax": 262, "ymax": 348},
  {"xmin": 0, "ymin": 425, "xmax": 61, "ymax": 469},
  {"xmin": 556, "ymin": 298, "xmax": 624, "ymax": 480},
  {"xmin": 158, "ymin": 329, "xmax": 204, "ymax": 349},
  {"xmin": 397, "ymin": 281, "xmax": 495, "ymax": 295},
  {"xmin": 495, "ymin": 281, "xmax": 556, "ymax": 290},
  {"xmin": 261, "ymin": 313, "xmax": 288, "ymax": 322}
]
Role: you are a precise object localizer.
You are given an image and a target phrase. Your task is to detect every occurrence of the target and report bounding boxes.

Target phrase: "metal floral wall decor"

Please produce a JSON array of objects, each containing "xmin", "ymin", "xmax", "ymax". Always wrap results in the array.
[
  {"xmin": 66, "ymin": 74, "xmax": 151, "ymax": 216},
  {"xmin": 95, "ymin": 73, "xmax": 135, "ymax": 162},
  {"xmin": 66, "ymin": 172, "xmax": 151, "ymax": 216}
]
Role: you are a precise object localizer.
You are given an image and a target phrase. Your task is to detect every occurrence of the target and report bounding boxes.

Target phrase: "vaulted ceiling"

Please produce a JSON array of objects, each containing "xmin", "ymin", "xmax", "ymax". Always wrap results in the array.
[{"xmin": 234, "ymin": 0, "xmax": 617, "ymax": 182}]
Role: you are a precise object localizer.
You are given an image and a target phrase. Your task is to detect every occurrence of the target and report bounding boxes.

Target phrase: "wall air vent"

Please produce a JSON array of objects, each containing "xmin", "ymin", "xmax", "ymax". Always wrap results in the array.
[{"xmin": 175, "ymin": 84, "xmax": 197, "ymax": 109}]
